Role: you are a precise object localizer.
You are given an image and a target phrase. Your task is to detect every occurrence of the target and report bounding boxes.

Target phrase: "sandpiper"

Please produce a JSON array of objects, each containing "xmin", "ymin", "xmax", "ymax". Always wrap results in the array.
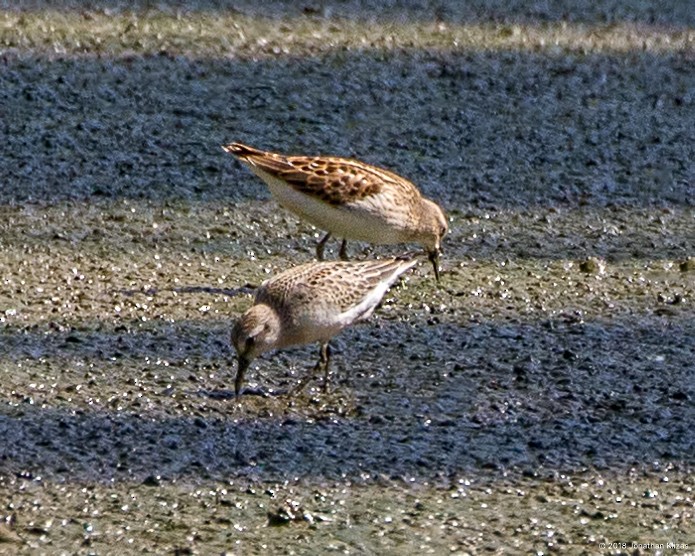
[
  {"xmin": 230, "ymin": 257, "xmax": 417, "ymax": 395},
  {"xmin": 222, "ymin": 142, "xmax": 447, "ymax": 280}
]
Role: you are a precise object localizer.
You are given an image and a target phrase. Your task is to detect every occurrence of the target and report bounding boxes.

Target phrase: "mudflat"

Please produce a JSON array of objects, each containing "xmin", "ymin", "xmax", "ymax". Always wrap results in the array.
[{"xmin": 1, "ymin": 2, "xmax": 693, "ymax": 553}]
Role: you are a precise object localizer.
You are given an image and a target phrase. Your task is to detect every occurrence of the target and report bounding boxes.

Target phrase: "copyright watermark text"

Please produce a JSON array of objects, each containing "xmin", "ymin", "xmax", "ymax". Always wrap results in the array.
[{"xmin": 599, "ymin": 542, "xmax": 689, "ymax": 551}]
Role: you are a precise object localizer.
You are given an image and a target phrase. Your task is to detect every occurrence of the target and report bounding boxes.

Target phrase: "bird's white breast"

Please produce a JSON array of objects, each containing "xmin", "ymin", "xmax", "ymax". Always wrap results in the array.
[{"xmin": 251, "ymin": 168, "xmax": 412, "ymax": 244}]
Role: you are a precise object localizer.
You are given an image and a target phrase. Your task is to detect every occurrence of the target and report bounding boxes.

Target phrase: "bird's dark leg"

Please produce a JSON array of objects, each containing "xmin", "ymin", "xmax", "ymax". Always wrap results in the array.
[
  {"xmin": 292, "ymin": 341, "xmax": 331, "ymax": 395},
  {"xmin": 320, "ymin": 342, "xmax": 331, "ymax": 392},
  {"xmin": 316, "ymin": 232, "xmax": 331, "ymax": 261},
  {"xmin": 338, "ymin": 239, "xmax": 349, "ymax": 261},
  {"xmin": 235, "ymin": 356, "xmax": 250, "ymax": 396}
]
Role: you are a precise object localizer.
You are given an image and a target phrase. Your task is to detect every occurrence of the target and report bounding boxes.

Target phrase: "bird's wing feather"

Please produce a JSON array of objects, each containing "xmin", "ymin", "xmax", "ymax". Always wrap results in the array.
[
  {"xmin": 332, "ymin": 258, "xmax": 417, "ymax": 325},
  {"xmin": 224, "ymin": 142, "xmax": 419, "ymax": 206},
  {"xmin": 258, "ymin": 259, "xmax": 415, "ymax": 323}
]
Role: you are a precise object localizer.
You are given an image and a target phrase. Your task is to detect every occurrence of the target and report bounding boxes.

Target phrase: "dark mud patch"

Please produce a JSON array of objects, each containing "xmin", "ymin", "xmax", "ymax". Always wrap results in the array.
[{"xmin": 1, "ymin": 316, "xmax": 693, "ymax": 485}]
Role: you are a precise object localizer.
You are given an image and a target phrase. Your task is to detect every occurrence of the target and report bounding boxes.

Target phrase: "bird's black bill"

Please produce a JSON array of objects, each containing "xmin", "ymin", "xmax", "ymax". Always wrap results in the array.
[
  {"xmin": 235, "ymin": 356, "xmax": 251, "ymax": 396},
  {"xmin": 428, "ymin": 250, "xmax": 441, "ymax": 282}
]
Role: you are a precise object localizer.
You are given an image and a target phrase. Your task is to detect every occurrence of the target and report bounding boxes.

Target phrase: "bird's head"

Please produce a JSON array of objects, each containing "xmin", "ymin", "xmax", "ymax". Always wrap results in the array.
[
  {"xmin": 231, "ymin": 304, "xmax": 280, "ymax": 394},
  {"xmin": 418, "ymin": 199, "xmax": 448, "ymax": 282}
]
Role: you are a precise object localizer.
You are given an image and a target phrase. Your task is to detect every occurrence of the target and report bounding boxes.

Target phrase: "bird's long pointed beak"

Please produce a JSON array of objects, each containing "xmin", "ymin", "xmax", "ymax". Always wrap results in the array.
[
  {"xmin": 235, "ymin": 356, "xmax": 251, "ymax": 396},
  {"xmin": 428, "ymin": 250, "xmax": 441, "ymax": 282}
]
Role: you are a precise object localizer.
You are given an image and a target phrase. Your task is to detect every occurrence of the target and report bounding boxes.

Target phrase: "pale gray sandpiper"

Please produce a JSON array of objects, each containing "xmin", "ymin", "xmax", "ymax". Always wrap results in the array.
[
  {"xmin": 230, "ymin": 257, "xmax": 418, "ymax": 395},
  {"xmin": 222, "ymin": 142, "xmax": 447, "ymax": 281}
]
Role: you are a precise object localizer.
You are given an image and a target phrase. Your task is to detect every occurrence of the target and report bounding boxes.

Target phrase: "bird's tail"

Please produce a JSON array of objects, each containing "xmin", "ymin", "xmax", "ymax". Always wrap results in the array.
[
  {"xmin": 221, "ymin": 142, "xmax": 265, "ymax": 158},
  {"xmin": 221, "ymin": 142, "xmax": 294, "ymax": 174}
]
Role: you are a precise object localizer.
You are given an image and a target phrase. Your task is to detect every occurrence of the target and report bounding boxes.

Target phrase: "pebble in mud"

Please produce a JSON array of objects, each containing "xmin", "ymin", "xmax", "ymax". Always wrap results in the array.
[
  {"xmin": 0, "ymin": 522, "xmax": 23, "ymax": 545},
  {"xmin": 679, "ymin": 257, "xmax": 695, "ymax": 272},
  {"xmin": 266, "ymin": 499, "xmax": 313, "ymax": 526},
  {"xmin": 578, "ymin": 257, "xmax": 606, "ymax": 275}
]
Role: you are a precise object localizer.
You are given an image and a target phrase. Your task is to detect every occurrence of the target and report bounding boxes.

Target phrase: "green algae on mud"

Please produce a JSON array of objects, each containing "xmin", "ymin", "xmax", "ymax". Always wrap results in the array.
[
  {"xmin": 1, "ymin": 469, "xmax": 693, "ymax": 554},
  {"xmin": 2, "ymin": 6, "xmax": 693, "ymax": 58}
]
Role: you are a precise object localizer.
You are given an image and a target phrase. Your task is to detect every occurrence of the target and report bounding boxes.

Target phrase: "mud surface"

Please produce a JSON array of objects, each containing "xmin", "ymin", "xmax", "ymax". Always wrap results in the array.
[{"xmin": 1, "ymin": 1, "xmax": 694, "ymax": 554}]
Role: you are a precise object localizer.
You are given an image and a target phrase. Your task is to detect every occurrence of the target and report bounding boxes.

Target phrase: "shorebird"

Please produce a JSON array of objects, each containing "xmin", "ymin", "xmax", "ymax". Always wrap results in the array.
[
  {"xmin": 230, "ymin": 257, "xmax": 417, "ymax": 395},
  {"xmin": 222, "ymin": 142, "xmax": 447, "ymax": 281}
]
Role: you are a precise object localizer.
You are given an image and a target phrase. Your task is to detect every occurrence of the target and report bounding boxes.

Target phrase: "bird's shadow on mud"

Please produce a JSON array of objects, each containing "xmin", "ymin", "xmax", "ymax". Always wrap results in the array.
[{"xmin": 117, "ymin": 284, "xmax": 257, "ymax": 298}]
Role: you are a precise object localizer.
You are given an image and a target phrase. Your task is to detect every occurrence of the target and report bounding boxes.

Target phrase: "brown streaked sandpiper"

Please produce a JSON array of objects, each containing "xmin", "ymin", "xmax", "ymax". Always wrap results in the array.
[
  {"xmin": 230, "ymin": 257, "xmax": 417, "ymax": 395},
  {"xmin": 223, "ymin": 142, "xmax": 447, "ymax": 280}
]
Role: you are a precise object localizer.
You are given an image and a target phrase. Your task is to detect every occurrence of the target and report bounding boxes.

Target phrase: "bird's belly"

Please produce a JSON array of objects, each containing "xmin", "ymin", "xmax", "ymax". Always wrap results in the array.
[
  {"xmin": 257, "ymin": 171, "xmax": 410, "ymax": 244},
  {"xmin": 277, "ymin": 314, "xmax": 344, "ymax": 349}
]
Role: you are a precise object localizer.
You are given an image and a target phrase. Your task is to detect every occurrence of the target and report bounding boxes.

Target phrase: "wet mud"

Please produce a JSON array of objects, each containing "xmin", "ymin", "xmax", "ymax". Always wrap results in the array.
[{"xmin": 1, "ymin": 1, "xmax": 694, "ymax": 553}]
